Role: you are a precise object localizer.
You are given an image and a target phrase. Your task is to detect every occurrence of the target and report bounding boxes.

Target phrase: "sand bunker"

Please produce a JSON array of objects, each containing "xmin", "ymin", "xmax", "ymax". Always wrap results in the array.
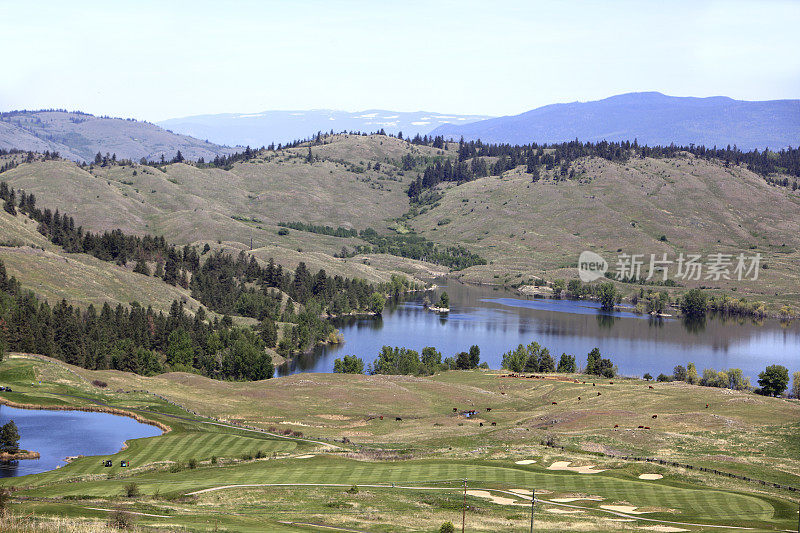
[
  {"xmin": 638, "ymin": 473, "xmax": 664, "ymax": 480},
  {"xmin": 294, "ymin": 454, "xmax": 315, "ymax": 459},
  {"xmin": 515, "ymin": 459, "xmax": 537, "ymax": 465},
  {"xmin": 547, "ymin": 508, "xmax": 585, "ymax": 514},
  {"xmin": 547, "ymin": 461, "xmax": 606, "ymax": 474},
  {"xmin": 550, "ymin": 497, "xmax": 603, "ymax": 503},
  {"xmin": 466, "ymin": 490, "xmax": 523, "ymax": 506},
  {"xmin": 600, "ymin": 505, "xmax": 651, "ymax": 514},
  {"xmin": 641, "ymin": 527, "xmax": 688, "ymax": 532}
]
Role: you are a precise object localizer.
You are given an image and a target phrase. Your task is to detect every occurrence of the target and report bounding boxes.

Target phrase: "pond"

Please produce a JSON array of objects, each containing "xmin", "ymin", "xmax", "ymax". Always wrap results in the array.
[
  {"xmin": 284, "ymin": 280, "xmax": 800, "ymax": 382},
  {"xmin": 0, "ymin": 405, "xmax": 163, "ymax": 477}
]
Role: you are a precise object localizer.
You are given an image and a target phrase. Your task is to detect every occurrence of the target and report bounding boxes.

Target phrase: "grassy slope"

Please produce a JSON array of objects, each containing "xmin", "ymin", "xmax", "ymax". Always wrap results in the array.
[
  {"xmin": 0, "ymin": 211, "xmax": 205, "ymax": 314},
  {"xmin": 412, "ymin": 154, "xmax": 800, "ymax": 307},
  {"xmin": 3, "ymin": 137, "xmax": 800, "ymax": 307},
  {"xmin": 0, "ymin": 355, "xmax": 797, "ymax": 532}
]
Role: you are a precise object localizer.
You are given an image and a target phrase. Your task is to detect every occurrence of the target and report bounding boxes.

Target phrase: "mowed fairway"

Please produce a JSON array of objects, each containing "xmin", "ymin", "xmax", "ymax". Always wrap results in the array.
[{"xmin": 0, "ymin": 356, "xmax": 798, "ymax": 531}]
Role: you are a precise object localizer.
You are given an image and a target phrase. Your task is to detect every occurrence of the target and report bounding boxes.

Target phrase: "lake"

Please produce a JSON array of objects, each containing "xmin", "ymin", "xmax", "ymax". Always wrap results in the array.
[
  {"xmin": 0, "ymin": 406, "xmax": 163, "ymax": 477},
  {"xmin": 284, "ymin": 280, "xmax": 800, "ymax": 381}
]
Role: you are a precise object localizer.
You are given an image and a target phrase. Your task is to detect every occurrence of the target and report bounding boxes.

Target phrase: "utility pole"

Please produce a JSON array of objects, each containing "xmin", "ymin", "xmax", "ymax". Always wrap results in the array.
[
  {"xmin": 462, "ymin": 479, "xmax": 467, "ymax": 533},
  {"xmin": 529, "ymin": 488, "xmax": 535, "ymax": 533}
]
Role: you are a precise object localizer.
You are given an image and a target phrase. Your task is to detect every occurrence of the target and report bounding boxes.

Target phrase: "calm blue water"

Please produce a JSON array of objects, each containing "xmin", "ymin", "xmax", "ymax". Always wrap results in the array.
[
  {"xmin": 0, "ymin": 406, "xmax": 162, "ymax": 477},
  {"xmin": 287, "ymin": 280, "xmax": 800, "ymax": 381}
]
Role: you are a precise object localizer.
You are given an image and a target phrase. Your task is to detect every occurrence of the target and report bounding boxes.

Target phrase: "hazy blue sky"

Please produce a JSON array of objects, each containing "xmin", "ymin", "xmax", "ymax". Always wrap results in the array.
[{"xmin": 1, "ymin": 0, "xmax": 798, "ymax": 121}]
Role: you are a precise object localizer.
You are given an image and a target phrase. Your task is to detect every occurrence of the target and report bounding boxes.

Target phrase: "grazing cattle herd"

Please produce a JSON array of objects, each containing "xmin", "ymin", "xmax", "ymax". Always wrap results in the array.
[{"xmin": 379, "ymin": 374, "xmax": 714, "ymax": 433}]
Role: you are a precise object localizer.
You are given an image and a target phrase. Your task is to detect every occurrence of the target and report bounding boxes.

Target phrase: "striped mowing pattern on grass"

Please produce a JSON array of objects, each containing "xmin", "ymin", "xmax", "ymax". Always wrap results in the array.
[
  {"xmin": 17, "ymin": 431, "xmax": 298, "ymax": 484},
  {"xmin": 24, "ymin": 458, "xmax": 776, "ymax": 522}
]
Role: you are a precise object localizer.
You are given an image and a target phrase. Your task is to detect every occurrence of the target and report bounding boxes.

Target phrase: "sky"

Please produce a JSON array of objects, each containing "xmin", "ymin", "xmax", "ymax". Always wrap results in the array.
[{"xmin": 1, "ymin": 0, "xmax": 798, "ymax": 122}]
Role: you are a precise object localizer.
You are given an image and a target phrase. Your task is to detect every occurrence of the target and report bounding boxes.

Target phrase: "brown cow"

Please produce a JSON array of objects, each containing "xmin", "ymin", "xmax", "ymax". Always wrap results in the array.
[
  {"xmin": 644, "ymin": 426, "xmax": 650, "ymax": 430},
  {"xmin": 491, "ymin": 422, "xmax": 497, "ymax": 426},
  {"xmin": 552, "ymin": 401, "xmax": 557, "ymax": 405},
  {"xmin": 638, "ymin": 425, "xmax": 644, "ymax": 429},
  {"xmin": 648, "ymin": 385, "xmax": 654, "ymax": 389},
  {"xmin": 705, "ymin": 404, "xmax": 709, "ymax": 408},
  {"xmin": 379, "ymin": 416, "xmax": 383, "ymax": 420},
  {"xmin": 453, "ymin": 408, "xmax": 458, "ymax": 412},
  {"xmin": 614, "ymin": 424, "xmax": 619, "ymax": 428},
  {"xmin": 486, "ymin": 407, "xmax": 492, "ymax": 412},
  {"xmin": 597, "ymin": 392, "xmax": 601, "ymax": 396}
]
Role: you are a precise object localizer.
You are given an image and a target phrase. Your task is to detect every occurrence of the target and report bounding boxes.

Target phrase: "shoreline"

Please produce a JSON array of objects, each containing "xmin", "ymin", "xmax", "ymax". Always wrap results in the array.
[
  {"xmin": 0, "ymin": 397, "xmax": 171, "ymax": 434},
  {"xmin": 0, "ymin": 450, "xmax": 40, "ymax": 461}
]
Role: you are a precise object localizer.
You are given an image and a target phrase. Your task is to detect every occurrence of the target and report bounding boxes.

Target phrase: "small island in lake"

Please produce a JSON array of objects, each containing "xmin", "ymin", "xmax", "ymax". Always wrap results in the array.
[
  {"xmin": 0, "ymin": 419, "xmax": 37, "ymax": 461},
  {"xmin": 425, "ymin": 291, "xmax": 450, "ymax": 314}
]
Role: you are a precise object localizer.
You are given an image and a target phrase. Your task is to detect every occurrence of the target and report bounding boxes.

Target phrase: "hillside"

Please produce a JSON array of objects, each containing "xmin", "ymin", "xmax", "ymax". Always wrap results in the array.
[
  {"xmin": 0, "ymin": 110, "xmax": 239, "ymax": 162},
  {"xmin": 2, "ymin": 133, "xmax": 800, "ymax": 309},
  {"xmin": 0, "ymin": 209, "xmax": 206, "ymax": 314},
  {"xmin": 158, "ymin": 109, "xmax": 492, "ymax": 147},
  {"xmin": 432, "ymin": 92, "xmax": 800, "ymax": 150}
]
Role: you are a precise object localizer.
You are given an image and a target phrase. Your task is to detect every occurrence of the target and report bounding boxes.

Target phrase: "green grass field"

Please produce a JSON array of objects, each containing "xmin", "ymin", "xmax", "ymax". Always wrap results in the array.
[{"xmin": 0, "ymin": 355, "xmax": 797, "ymax": 531}]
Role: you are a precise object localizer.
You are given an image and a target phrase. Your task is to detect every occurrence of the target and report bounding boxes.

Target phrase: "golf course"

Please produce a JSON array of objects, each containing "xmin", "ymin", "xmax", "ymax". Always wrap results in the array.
[{"xmin": 1, "ymin": 353, "xmax": 797, "ymax": 532}]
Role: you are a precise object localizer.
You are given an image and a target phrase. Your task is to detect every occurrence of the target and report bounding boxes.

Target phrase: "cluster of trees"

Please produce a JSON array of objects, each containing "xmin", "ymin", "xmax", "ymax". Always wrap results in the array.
[
  {"xmin": 333, "ymin": 345, "xmax": 484, "ymax": 376},
  {"xmin": 355, "ymin": 228, "xmax": 486, "ymax": 270},
  {"xmin": 0, "ymin": 261, "xmax": 275, "ymax": 380},
  {"xmin": 653, "ymin": 362, "xmax": 790, "ymax": 397},
  {"xmin": 278, "ymin": 222, "xmax": 486, "ymax": 271},
  {"xmin": 278, "ymin": 222, "xmax": 359, "ymax": 238},
  {"xmin": 0, "ymin": 420, "xmax": 19, "ymax": 454},
  {"xmin": 500, "ymin": 342, "xmax": 580, "ymax": 374}
]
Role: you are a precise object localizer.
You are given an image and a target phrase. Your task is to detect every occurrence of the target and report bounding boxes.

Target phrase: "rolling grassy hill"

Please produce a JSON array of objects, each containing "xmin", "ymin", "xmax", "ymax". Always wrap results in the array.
[
  {"xmin": 0, "ymin": 110, "xmax": 239, "ymax": 163},
  {"xmin": 0, "ymin": 210, "xmax": 206, "ymax": 314},
  {"xmin": 2, "ymin": 133, "xmax": 800, "ymax": 310}
]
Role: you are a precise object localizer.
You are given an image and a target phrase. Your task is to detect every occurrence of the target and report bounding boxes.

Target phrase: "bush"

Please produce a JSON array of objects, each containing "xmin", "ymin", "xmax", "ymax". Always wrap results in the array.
[
  {"xmin": 440, "ymin": 521, "xmax": 456, "ymax": 533},
  {"xmin": 656, "ymin": 373, "xmax": 672, "ymax": 382},
  {"xmin": 346, "ymin": 485, "xmax": 359, "ymax": 494},
  {"xmin": 123, "ymin": 482, "xmax": 140, "ymax": 498},
  {"xmin": 211, "ymin": 455, "xmax": 218, "ymax": 465},
  {"xmin": 108, "ymin": 508, "xmax": 136, "ymax": 529},
  {"xmin": 91, "ymin": 379, "xmax": 108, "ymax": 388},
  {"xmin": 187, "ymin": 458, "xmax": 198, "ymax": 469},
  {"xmin": 643, "ymin": 373, "xmax": 653, "ymax": 381}
]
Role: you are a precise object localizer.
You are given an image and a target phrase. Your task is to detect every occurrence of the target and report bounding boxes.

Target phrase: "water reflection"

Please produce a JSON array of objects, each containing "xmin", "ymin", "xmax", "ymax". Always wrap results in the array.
[{"xmin": 280, "ymin": 280, "xmax": 799, "ymax": 381}]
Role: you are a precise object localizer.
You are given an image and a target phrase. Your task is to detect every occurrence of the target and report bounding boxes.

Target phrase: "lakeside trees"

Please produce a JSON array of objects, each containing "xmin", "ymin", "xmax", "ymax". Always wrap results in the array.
[
  {"xmin": 0, "ymin": 421, "xmax": 19, "ymax": 454},
  {"xmin": 757, "ymin": 365, "xmax": 790, "ymax": 397}
]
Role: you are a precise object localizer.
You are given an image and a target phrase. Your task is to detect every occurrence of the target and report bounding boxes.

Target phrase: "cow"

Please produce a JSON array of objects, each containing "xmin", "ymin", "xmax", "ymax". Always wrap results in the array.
[
  {"xmin": 614, "ymin": 424, "xmax": 619, "ymax": 428},
  {"xmin": 644, "ymin": 426, "xmax": 650, "ymax": 430},
  {"xmin": 652, "ymin": 415, "xmax": 657, "ymax": 419},
  {"xmin": 638, "ymin": 425, "xmax": 644, "ymax": 429},
  {"xmin": 578, "ymin": 396, "xmax": 581, "ymax": 400},
  {"xmin": 479, "ymin": 422, "xmax": 484, "ymax": 427},
  {"xmin": 597, "ymin": 392, "xmax": 601, "ymax": 396},
  {"xmin": 453, "ymin": 407, "xmax": 458, "ymax": 412},
  {"xmin": 486, "ymin": 407, "xmax": 492, "ymax": 412},
  {"xmin": 395, "ymin": 417, "xmax": 402, "ymax": 421},
  {"xmin": 705, "ymin": 404, "xmax": 709, "ymax": 408},
  {"xmin": 648, "ymin": 385, "xmax": 654, "ymax": 389},
  {"xmin": 379, "ymin": 415, "xmax": 383, "ymax": 420},
  {"xmin": 552, "ymin": 401, "xmax": 558, "ymax": 405},
  {"xmin": 609, "ymin": 381, "xmax": 614, "ymax": 385},
  {"xmin": 491, "ymin": 422, "xmax": 497, "ymax": 426}
]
